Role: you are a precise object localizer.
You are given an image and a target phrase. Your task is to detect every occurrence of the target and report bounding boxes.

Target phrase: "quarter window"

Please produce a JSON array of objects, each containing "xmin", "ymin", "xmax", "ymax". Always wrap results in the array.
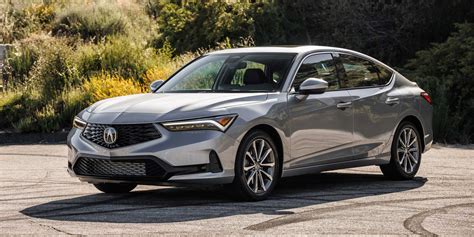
[
  {"xmin": 338, "ymin": 54, "xmax": 379, "ymax": 88},
  {"xmin": 293, "ymin": 54, "xmax": 339, "ymax": 90},
  {"xmin": 376, "ymin": 64, "xmax": 393, "ymax": 85}
]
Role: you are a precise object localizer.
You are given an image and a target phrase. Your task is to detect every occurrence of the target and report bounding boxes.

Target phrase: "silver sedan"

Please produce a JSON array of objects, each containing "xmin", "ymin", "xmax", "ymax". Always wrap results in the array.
[{"xmin": 68, "ymin": 46, "xmax": 433, "ymax": 201}]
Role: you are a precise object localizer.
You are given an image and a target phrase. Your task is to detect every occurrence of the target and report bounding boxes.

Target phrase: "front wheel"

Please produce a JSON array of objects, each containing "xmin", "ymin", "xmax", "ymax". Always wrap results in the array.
[
  {"xmin": 93, "ymin": 183, "xmax": 137, "ymax": 193},
  {"xmin": 380, "ymin": 121, "xmax": 422, "ymax": 180},
  {"xmin": 232, "ymin": 130, "xmax": 281, "ymax": 201}
]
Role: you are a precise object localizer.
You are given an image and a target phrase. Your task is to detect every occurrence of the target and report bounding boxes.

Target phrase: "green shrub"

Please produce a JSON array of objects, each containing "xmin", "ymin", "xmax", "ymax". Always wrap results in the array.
[
  {"xmin": 6, "ymin": 34, "xmax": 80, "ymax": 90},
  {"xmin": 0, "ymin": 91, "xmax": 26, "ymax": 129},
  {"xmin": 52, "ymin": 5, "xmax": 127, "ymax": 42},
  {"xmin": 406, "ymin": 23, "xmax": 474, "ymax": 144},
  {"xmin": 0, "ymin": 86, "xmax": 89, "ymax": 133},
  {"xmin": 0, "ymin": 2, "xmax": 55, "ymax": 43},
  {"xmin": 58, "ymin": 88, "xmax": 90, "ymax": 125},
  {"xmin": 6, "ymin": 41, "xmax": 38, "ymax": 86},
  {"xmin": 0, "ymin": 35, "xmax": 85, "ymax": 132},
  {"xmin": 76, "ymin": 36, "xmax": 160, "ymax": 82},
  {"xmin": 149, "ymin": 2, "xmax": 257, "ymax": 54},
  {"xmin": 26, "ymin": 36, "xmax": 80, "ymax": 99},
  {"xmin": 0, "ymin": 90, "xmax": 41, "ymax": 132}
]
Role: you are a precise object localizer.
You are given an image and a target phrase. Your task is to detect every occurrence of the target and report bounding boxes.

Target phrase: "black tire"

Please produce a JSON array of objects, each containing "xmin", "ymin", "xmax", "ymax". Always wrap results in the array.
[
  {"xmin": 231, "ymin": 129, "xmax": 281, "ymax": 201},
  {"xmin": 93, "ymin": 183, "xmax": 137, "ymax": 193},
  {"xmin": 380, "ymin": 121, "xmax": 422, "ymax": 180}
]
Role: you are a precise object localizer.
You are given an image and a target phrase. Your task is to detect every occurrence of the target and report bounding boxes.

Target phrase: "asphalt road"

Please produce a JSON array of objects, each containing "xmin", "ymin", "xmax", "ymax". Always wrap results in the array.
[{"xmin": 0, "ymin": 144, "xmax": 472, "ymax": 235}]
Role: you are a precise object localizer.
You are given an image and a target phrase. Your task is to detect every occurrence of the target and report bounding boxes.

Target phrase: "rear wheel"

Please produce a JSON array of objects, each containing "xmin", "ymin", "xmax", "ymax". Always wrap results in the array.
[
  {"xmin": 380, "ymin": 121, "xmax": 422, "ymax": 179},
  {"xmin": 232, "ymin": 130, "xmax": 280, "ymax": 201},
  {"xmin": 93, "ymin": 183, "xmax": 137, "ymax": 193}
]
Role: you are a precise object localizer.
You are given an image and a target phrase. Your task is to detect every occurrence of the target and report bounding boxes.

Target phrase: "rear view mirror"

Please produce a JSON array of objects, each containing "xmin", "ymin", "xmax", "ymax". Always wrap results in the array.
[
  {"xmin": 150, "ymin": 80, "xmax": 164, "ymax": 92},
  {"xmin": 298, "ymin": 78, "xmax": 328, "ymax": 94}
]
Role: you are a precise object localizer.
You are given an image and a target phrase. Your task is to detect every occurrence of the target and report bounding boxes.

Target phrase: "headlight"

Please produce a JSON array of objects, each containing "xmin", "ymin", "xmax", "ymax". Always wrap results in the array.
[
  {"xmin": 161, "ymin": 114, "xmax": 237, "ymax": 132},
  {"xmin": 73, "ymin": 116, "xmax": 87, "ymax": 129}
]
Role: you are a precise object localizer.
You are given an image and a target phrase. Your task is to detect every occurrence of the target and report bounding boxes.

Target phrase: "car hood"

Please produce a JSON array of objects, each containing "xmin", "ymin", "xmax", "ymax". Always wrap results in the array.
[{"xmin": 82, "ymin": 93, "xmax": 268, "ymax": 124}]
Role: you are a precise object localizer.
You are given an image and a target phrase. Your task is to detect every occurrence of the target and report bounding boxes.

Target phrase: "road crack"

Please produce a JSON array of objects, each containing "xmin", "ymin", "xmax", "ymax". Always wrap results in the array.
[{"xmin": 28, "ymin": 219, "xmax": 77, "ymax": 236}]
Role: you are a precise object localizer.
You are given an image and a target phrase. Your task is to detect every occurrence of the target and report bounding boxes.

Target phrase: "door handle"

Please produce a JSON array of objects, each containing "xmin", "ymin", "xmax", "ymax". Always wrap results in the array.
[
  {"xmin": 337, "ymin": 101, "xmax": 352, "ymax": 110},
  {"xmin": 385, "ymin": 97, "xmax": 400, "ymax": 105}
]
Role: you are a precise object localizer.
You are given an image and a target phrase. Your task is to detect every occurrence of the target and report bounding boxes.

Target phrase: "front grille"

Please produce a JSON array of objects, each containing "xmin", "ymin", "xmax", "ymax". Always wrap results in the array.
[
  {"xmin": 73, "ymin": 157, "xmax": 166, "ymax": 178},
  {"xmin": 82, "ymin": 123, "xmax": 161, "ymax": 148}
]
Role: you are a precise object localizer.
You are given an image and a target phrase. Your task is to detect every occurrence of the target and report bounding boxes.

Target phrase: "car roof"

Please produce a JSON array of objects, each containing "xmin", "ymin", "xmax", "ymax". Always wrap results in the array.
[
  {"xmin": 207, "ymin": 45, "xmax": 395, "ymax": 72},
  {"xmin": 207, "ymin": 46, "xmax": 353, "ymax": 55}
]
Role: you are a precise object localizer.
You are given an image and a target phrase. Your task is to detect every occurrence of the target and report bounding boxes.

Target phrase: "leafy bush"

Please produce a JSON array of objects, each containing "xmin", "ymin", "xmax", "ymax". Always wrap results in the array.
[
  {"xmin": 52, "ymin": 5, "xmax": 127, "ymax": 42},
  {"xmin": 83, "ymin": 73, "xmax": 145, "ymax": 102},
  {"xmin": 0, "ymin": 35, "xmax": 84, "ymax": 132},
  {"xmin": 55, "ymin": 88, "xmax": 90, "ymax": 131},
  {"xmin": 76, "ymin": 36, "xmax": 160, "ymax": 82},
  {"xmin": 0, "ymin": 82, "xmax": 90, "ymax": 132},
  {"xmin": 6, "ymin": 40, "xmax": 39, "ymax": 86},
  {"xmin": 0, "ymin": 91, "xmax": 33, "ymax": 130},
  {"xmin": 0, "ymin": 88, "xmax": 89, "ymax": 133},
  {"xmin": 0, "ymin": 2, "xmax": 56, "ymax": 43},
  {"xmin": 9, "ymin": 36, "xmax": 76, "ymax": 90},
  {"xmin": 28, "ymin": 37, "xmax": 81, "ymax": 99},
  {"xmin": 148, "ymin": 1, "xmax": 257, "ymax": 54},
  {"xmin": 406, "ymin": 23, "xmax": 474, "ymax": 144}
]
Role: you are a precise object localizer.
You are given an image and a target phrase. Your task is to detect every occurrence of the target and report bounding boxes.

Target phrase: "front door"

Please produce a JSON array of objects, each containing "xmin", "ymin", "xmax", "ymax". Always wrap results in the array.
[{"xmin": 287, "ymin": 53, "xmax": 354, "ymax": 169}]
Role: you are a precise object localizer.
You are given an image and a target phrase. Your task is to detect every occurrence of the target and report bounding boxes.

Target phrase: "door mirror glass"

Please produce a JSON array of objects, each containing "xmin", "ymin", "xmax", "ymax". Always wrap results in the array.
[
  {"xmin": 298, "ymin": 78, "xmax": 328, "ymax": 94},
  {"xmin": 150, "ymin": 80, "xmax": 164, "ymax": 92}
]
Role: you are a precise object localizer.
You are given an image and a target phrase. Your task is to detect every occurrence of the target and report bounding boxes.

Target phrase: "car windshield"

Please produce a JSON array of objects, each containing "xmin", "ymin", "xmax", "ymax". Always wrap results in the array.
[{"xmin": 156, "ymin": 53, "xmax": 296, "ymax": 93}]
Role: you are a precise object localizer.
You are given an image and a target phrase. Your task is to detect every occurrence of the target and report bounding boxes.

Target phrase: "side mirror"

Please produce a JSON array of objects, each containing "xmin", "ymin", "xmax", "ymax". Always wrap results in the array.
[
  {"xmin": 298, "ymin": 78, "xmax": 328, "ymax": 94},
  {"xmin": 150, "ymin": 80, "xmax": 164, "ymax": 92}
]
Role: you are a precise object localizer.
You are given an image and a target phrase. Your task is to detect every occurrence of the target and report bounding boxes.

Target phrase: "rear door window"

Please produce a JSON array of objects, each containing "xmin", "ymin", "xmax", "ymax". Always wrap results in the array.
[
  {"xmin": 336, "ymin": 54, "xmax": 393, "ymax": 89},
  {"xmin": 338, "ymin": 54, "xmax": 380, "ymax": 88}
]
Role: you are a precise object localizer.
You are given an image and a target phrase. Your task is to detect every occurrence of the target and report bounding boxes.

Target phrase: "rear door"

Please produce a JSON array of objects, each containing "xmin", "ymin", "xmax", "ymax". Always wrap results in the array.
[
  {"xmin": 334, "ymin": 53, "xmax": 399, "ymax": 158},
  {"xmin": 287, "ymin": 53, "xmax": 354, "ymax": 168}
]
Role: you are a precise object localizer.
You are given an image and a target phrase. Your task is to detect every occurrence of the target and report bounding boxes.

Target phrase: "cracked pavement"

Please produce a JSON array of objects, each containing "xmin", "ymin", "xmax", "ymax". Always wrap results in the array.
[{"xmin": 0, "ymin": 144, "xmax": 472, "ymax": 235}]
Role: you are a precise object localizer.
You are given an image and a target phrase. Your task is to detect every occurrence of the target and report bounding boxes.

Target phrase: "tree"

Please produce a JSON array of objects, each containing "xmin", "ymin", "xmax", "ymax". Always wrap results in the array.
[{"xmin": 406, "ymin": 23, "xmax": 474, "ymax": 144}]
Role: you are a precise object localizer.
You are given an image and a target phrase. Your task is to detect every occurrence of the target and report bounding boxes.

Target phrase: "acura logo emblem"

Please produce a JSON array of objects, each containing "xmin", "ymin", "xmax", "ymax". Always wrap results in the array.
[{"xmin": 103, "ymin": 127, "xmax": 117, "ymax": 144}]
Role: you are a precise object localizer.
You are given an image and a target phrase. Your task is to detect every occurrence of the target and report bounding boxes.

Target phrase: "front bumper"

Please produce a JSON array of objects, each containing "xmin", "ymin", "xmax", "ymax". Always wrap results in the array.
[{"xmin": 67, "ymin": 124, "xmax": 238, "ymax": 185}]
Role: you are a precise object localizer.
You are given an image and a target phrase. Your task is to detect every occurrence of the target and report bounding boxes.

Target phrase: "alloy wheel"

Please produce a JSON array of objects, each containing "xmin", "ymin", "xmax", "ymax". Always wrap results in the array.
[
  {"xmin": 397, "ymin": 127, "xmax": 420, "ymax": 173},
  {"xmin": 243, "ymin": 139, "xmax": 276, "ymax": 194}
]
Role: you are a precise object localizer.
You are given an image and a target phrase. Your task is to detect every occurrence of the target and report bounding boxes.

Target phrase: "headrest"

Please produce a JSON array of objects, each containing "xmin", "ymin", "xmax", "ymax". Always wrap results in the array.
[{"xmin": 243, "ymin": 68, "xmax": 267, "ymax": 85}]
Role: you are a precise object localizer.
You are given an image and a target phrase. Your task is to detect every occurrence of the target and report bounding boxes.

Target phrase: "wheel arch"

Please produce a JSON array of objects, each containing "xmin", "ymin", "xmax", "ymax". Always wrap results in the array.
[
  {"xmin": 398, "ymin": 115, "xmax": 425, "ymax": 152},
  {"xmin": 244, "ymin": 124, "xmax": 284, "ymax": 174}
]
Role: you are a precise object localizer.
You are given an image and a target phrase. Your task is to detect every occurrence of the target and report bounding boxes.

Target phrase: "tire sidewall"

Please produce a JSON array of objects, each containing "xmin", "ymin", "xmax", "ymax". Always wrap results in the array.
[{"xmin": 234, "ymin": 130, "xmax": 281, "ymax": 201}]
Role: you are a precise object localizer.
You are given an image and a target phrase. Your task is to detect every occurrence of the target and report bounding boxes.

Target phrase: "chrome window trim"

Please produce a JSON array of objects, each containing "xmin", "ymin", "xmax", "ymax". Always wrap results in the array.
[{"xmin": 285, "ymin": 50, "xmax": 395, "ymax": 93}]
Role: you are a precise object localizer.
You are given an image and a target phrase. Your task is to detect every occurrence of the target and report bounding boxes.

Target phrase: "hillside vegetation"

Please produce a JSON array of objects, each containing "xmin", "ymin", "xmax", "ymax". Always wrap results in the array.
[{"xmin": 0, "ymin": 0, "xmax": 473, "ymax": 143}]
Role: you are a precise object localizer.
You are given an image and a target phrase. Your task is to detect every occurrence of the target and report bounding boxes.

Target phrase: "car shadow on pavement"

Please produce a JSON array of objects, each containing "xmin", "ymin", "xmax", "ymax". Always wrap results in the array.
[{"xmin": 20, "ymin": 172, "xmax": 427, "ymax": 223}]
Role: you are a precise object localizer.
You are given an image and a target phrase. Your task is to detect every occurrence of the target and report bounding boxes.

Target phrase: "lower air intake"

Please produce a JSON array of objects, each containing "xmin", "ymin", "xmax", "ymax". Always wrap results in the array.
[{"xmin": 73, "ymin": 157, "xmax": 166, "ymax": 179}]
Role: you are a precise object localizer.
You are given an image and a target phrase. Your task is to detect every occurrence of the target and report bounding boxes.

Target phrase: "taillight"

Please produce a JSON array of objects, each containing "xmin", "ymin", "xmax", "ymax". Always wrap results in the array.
[{"xmin": 421, "ymin": 92, "xmax": 432, "ymax": 105}]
